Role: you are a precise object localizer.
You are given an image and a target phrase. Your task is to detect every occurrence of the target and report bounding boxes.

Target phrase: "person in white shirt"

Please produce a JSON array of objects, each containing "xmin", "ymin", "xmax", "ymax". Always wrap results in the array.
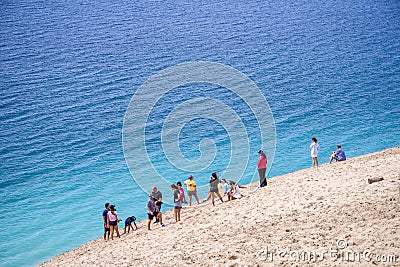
[
  {"xmin": 227, "ymin": 180, "xmax": 246, "ymax": 200},
  {"xmin": 309, "ymin": 137, "xmax": 320, "ymax": 167}
]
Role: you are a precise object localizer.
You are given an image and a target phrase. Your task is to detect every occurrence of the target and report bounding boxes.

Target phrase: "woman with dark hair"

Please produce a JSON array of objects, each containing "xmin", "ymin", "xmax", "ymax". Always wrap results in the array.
[
  {"xmin": 206, "ymin": 172, "xmax": 224, "ymax": 206},
  {"xmin": 176, "ymin": 181, "xmax": 187, "ymax": 204},
  {"xmin": 107, "ymin": 205, "xmax": 121, "ymax": 240},
  {"xmin": 310, "ymin": 137, "xmax": 320, "ymax": 167},
  {"xmin": 257, "ymin": 150, "xmax": 268, "ymax": 187},
  {"xmin": 171, "ymin": 184, "xmax": 182, "ymax": 222}
]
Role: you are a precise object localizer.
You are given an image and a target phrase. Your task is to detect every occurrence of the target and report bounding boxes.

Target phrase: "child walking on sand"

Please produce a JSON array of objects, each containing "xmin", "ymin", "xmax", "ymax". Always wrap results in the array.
[{"xmin": 310, "ymin": 137, "xmax": 320, "ymax": 167}]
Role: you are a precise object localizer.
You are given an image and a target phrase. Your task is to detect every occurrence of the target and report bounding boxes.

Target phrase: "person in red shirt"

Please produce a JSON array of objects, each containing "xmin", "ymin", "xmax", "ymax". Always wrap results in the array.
[{"xmin": 176, "ymin": 181, "xmax": 187, "ymax": 204}]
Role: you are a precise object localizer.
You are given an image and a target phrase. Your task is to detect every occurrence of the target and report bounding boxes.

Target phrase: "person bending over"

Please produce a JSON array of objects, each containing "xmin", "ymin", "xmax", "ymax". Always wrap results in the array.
[{"xmin": 123, "ymin": 216, "xmax": 138, "ymax": 234}]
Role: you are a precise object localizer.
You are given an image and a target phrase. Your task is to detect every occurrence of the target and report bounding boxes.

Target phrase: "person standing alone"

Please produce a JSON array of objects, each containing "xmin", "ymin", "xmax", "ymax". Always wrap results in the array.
[
  {"xmin": 310, "ymin": 137, "xmax": 320, "ymax": 167},
  {"xmin": 257, "ymin": 150, "xmax": 268, "ymax": 187}
]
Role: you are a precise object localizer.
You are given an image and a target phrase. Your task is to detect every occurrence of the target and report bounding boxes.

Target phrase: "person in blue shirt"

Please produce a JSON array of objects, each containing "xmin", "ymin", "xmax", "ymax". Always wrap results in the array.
[
  {"xmin": 329, "ymin": 144, "xmax": 347, "ymax": 163},
  {"xmin": 102, "ymin": 203, "xmax": 110, "ymax": 240},
  {"xmin": 123, "ymin": 216, "xmax": 138, "ymax": 234},
  {"xmin": 146, "ymin": 195, "xmax": 166, "ymax": 230}
]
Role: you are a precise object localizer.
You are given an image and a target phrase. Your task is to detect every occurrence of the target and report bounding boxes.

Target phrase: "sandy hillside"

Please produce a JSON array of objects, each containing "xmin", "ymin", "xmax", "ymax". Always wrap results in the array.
[{"xmin": 38, "ymin": 147, "xmax": 400, "ymax": 267}]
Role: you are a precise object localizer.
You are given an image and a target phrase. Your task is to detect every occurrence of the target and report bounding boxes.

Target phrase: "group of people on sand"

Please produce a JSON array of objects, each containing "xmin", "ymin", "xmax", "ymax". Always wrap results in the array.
[
  {"xmin": 102, "ymin": 150, "xmax": 271, "ymax": 236},
  {"xmin": 309, "ymin": 137, "xmax": 347, "ymax": 167},
  {"xmin": 102, "ymin": 203, "xmax": 138, "ymax": 240},
  {"xmin": 146, "ymin": 172, "xmax": 251, "ymax": 230}
]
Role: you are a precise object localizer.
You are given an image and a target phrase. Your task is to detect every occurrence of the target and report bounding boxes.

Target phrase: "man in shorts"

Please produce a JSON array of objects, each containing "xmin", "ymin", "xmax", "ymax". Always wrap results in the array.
[
  {"xmin": 146, "ymin": 195, "xmax": 166, "ymax": 230},
  {"xmin": 102, "ymin": 203, "xmax": 110, "ymax": 240},
  {"xmin": 151, "ymin": 186, "xmax": 163, "ymax": 223}
]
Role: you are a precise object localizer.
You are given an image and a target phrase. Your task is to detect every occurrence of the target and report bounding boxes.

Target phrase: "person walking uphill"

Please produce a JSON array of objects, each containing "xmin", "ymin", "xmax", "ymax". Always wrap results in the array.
[
  {"xmin": 206, "ymin": 172, "xmax": 224, "ymax": 206},
  {"xmin": 257, "ymin": 150, "xmax": 268, "ymax": 187}
]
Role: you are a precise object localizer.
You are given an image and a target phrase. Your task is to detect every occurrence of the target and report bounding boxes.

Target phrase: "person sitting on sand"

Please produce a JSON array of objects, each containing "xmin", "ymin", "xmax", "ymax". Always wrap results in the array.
[
  {"xmin": 123, "ymin": 216, "xmax": 138, "ymax": 234},
  {"xmin": 206, "ymin": 172, "xmax": 224, "ymax": 206},
  {"xmin": 329, "ymin": 144, "xmax": 347, "ymax": 163},
  {"xmin": 184, "ymin": 175, "xmax": 200, "ymax": 206},
  {"xmin": 107, "ymin": 205, "xmax": 121, "ymax": 240},
  {"xmin": 257, "ymin": 150, "xmax": 268, "ymax": 187},
  {"xmin": 227, "ymin": 181, "xmax": 247, "ymax": 200},
  {"xmin": 177, "ymin": 181, "xmax": 187, "ymax": 204},
  {"xmin": 171, "ymin": 184, "xmax": 182, "ymax": 223},
  {"xmin": 146, "ymin": 195, "xmax": 166, "ymax": 230},
  {"xmin": 102, "ymin": 203, "xmax": 110, "ymax": 240}
]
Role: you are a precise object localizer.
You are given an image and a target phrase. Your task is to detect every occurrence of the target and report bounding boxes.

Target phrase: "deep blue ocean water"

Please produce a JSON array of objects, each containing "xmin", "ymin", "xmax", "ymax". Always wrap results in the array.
[{"xmin": 1, "ymin": 0, "xmax": 399, "ymax": 266}]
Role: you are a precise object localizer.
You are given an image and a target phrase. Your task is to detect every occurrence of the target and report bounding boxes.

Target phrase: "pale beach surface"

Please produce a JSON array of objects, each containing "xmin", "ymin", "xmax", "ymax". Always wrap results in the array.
[{"xmin": 38, "ymin": 147, "xmax": 400, "ymax": 266}]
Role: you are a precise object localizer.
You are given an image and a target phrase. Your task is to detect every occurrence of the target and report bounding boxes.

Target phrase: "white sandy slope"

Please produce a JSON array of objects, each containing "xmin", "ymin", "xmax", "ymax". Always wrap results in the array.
[{"xmin": 38, "ymin": 147, "xmax": 400, "ymax": 267}]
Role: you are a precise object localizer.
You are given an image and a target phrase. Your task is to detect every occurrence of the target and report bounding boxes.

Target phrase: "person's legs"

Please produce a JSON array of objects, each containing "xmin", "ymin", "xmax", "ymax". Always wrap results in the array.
[
  {"xmin": 312, "ymin": 157, "xmax": 318, "ymax": 167},
  {"xmin": 216, "ymin": 191, "xmax": 224, "ymax": 202},
  {"xmin": 158, "ymin": 213, "xmax": 165, "ymax": 226},
  {"xmin": 177, "ymin": 208, "xmax": 181, "ymax": 221},
  {"xmin": 104, "ymin": 227, "xmax": 110, "ymax": 240},
  {"xmin": 110, "ymin": 225, "xmax": 114, "ymax": 240},
  {"xmin": 147, "ymin": 219, "xmax": 151, "ymax": 230},
  {"xmin": 206, "ymin": 191, "xmax": 211, "ymax": 201},
  {"xmin": 174, "ymin": 208, "xmax": 178, "ymax": 222},
  {"xmin": 258, "ymin": 168, "xmax": 267, "ymax": 187},
  {"xmin": 211, "ymin": 192, "xmax": 215, "ymax": 206},
  {"xmin": 329, "ymin": 153, "xmax": 335, "ymax": 163},
  {"xmin": 194, "ymin": 192, "xmax": 200, "ymax": 204},
  {"xmin": 154, "ymin": 205, "xmax": 161, "ymax": 223},
  {"xmin": 188, "ymin": 194, "xmax": 193, "ymax": 206},
  {"xmin": 115, "ymin": 225, "xmax": 120, "ymax": 238},
  {"xmin": 123, "ymin": 225, "xmax": 127, "ymax": 234}
]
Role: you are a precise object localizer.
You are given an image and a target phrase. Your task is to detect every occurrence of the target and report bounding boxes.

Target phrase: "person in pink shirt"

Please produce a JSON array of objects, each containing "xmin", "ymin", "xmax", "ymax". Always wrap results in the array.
[
  {"xmin": 107, "ymin": 205, "xmax": 121, "ymax": 240},
  {"xmin": 257, "ymin": 150, "xmax": 268, "ymax": 187}
]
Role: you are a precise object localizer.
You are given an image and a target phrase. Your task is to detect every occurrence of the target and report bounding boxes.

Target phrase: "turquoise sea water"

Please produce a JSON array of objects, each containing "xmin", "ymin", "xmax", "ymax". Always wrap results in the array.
[{"xmin": 1, "ymin": 0, "xmax": 399, "ymax": 266}]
